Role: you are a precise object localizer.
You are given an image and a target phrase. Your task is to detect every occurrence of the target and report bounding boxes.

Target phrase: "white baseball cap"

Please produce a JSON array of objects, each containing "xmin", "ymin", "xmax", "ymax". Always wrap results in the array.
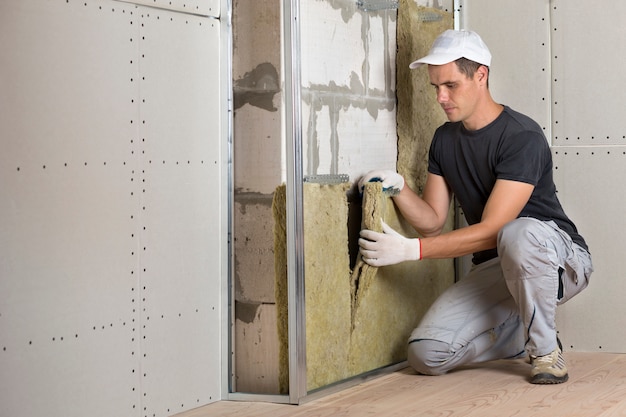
[{"xmin": 409, "ymin": 29, "xmax": 492, "ymax": 69}]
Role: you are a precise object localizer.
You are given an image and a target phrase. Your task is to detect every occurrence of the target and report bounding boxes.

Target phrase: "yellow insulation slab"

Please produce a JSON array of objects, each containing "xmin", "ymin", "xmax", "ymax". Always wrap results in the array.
[
  {"xmin": 274, "ymin": 182, "xmax": 454, "ymax": 393},
  {"xmin": 397, "ymin": 2, "xmax": 453, "ymax": 192}
]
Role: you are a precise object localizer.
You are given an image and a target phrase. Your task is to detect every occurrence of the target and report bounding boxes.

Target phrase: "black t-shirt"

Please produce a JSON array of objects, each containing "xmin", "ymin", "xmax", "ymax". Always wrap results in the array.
[{"xmin": 428, "ymin": 106, "xmax": 588, "ymax": 264}]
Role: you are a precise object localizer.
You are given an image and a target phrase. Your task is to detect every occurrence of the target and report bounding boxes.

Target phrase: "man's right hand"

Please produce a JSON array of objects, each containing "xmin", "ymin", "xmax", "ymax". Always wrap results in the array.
[{"xmin": 358, "ymin": 170, "xmax": 405, "ymax": 194}]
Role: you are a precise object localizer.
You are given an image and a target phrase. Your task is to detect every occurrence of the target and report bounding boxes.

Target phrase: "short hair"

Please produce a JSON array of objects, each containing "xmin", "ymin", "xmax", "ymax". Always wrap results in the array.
[{"xmin": 455, "ymin": 58, "xmax": 489, "ymax": 86}]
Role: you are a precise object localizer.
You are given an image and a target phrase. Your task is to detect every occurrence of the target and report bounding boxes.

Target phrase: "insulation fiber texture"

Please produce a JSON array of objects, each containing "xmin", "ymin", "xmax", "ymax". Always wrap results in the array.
[
  {"xmin": 303, "ymin": 182, "xmax": 353, "ymax": 391},
  {"xmin": 348, "ymin": 182, "xmax": 449, "ymax": 376},
  {"xmin": 397, "ymin": 2, "xmax": 452, "ymax": 193},
  {"xmin": 274, "ymin": 182, "xmax": 454, "ymax": 393},
  {"xmin": 272, "ymin": 185, "xmax": 289, "ymax": 394},
  {"xmin": 274, "ymin": 183, "xmax": 352, "ymax": 393}
]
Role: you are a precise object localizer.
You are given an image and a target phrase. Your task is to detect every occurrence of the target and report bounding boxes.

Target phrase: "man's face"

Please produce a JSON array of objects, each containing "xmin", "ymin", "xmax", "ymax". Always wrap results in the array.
[{"xmin": 428, "ymin": 62, "xmax": 481, "ymax": 124}]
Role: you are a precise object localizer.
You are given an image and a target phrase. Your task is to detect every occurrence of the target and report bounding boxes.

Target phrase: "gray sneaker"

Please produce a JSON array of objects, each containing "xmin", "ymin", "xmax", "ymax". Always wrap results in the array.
[{"xmin": 530, "ymin": 346, "xmax": 569, "ymax": 384}]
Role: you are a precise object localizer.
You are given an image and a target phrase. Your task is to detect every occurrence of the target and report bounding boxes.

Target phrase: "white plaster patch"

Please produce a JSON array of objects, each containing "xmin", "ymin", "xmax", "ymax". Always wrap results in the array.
[
  {"xmin": 337, "ymin": 107, "xmax": 397, "ymax": 181},
  {"xmin": 311, "ymin": 101, "xmax": 334, "ymax": 176},
  {"xmin": 300, "ymin": 1, "xmax": 365, "ymax": 88},
  {"xmin": 367, "ymin": 15, "xmax": 387, "ymax": 92},
  {"xmin": 414, "ymin": 0, "xmax": 453, "ymax": 9},
  {"xmin": 301, "ymin": 100, "xmax": 312, "ymax": 176},
  {"xmin": 300, "ymin": 100, "xmax": 309, "ymax": 177}
]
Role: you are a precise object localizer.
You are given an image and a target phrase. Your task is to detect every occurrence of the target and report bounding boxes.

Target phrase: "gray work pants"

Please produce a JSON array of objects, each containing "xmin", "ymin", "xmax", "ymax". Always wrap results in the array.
[{"xmin": 407, "ymin": 217, "xmax": 593, "ymax": 376}]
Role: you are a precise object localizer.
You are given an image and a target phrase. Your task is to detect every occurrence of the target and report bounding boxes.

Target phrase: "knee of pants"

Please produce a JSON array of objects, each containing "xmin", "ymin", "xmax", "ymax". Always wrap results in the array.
[
  {"xmin": 407, "ymin": 339, "xmax": 451, "ymax": 376},
  {"xmin": 497, "ymin": 218, "xmax": 541, "ymax": 266}
]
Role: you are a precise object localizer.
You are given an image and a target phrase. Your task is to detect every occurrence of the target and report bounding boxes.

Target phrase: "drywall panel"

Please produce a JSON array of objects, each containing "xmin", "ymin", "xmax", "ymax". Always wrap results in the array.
[
  {"xmin": 458, "ymin": 0, "xmax": 551, "ymax": 138},
  {"xmin": 459, "ymin": 0, "xmax": 626, "ymax": 354},
  {"xmin": 550, "ymin": 2, "xmax": 626, "ymax": 146},
  {"xmin": 0, "ymin": 1, "xmax": 140, "ymax": 416},
  {"xmin": 553, "ymin": 148, "xmax": 626, "ymax": 352},
  {"xmin": 0, "ymin": 1, "xmax": 224, "ymax": 416},
  {"xmin": 128, "ymin": 0, "xmax": 219, "ymax": 18},
  {"xmin": 140, "ymin": 163, "xmax": 221, "ymax": 414},
  {"xmin": 550, "ymin": 3, "xmax": 626, "ymax": 352},
  {"xmin": 0, "ymin": 1, "xmax": 138, "ymax": 166},
  {"xmin": 137, "ymin": 7, "xmax": 222, "ymax": 415}
]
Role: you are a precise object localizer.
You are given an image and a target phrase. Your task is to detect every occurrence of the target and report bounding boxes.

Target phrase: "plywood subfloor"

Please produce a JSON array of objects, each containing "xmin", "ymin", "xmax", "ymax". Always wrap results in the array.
[{"xmin": 175, "ymin": 352, "xmax": 626, "ymax": 417}]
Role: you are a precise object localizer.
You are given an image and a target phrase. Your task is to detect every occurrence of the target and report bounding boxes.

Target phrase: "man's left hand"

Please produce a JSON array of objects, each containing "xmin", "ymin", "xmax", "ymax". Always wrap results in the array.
[{"xmin": 358, "ymin": 221, "xmax": 422, "ymax": 267}]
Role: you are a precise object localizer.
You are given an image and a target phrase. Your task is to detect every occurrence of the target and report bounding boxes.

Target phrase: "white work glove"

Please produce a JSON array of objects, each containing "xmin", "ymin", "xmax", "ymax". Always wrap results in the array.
[
  {"xmin": 358, "ymin": 220, "xmax": 421, "ymax": 267},
  {"xmin": 358, "ymin": 170, "xmax": 405, "ymax": 194}
]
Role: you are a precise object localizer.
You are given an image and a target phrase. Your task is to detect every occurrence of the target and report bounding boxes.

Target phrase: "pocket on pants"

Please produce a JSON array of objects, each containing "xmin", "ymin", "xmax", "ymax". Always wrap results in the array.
[{"xmin": 558, "ymin": 244, "xmax": 593, "ymax": 305}]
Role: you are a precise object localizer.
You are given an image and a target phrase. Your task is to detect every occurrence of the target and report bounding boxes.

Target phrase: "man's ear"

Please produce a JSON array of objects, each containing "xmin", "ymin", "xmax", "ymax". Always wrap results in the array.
[{"xmin": 476, "ymin": 65, "xmax": 489, "ymax": 85}]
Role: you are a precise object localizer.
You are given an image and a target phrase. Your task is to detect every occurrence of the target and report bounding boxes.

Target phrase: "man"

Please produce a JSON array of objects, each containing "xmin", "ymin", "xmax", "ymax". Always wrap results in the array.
[{"xmin": 358, "ymin": 29, "xmax": 593, "ymax": 384}]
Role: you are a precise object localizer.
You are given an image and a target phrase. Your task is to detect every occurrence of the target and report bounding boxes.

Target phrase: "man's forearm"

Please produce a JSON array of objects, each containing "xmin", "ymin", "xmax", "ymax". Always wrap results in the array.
[{"xmin": 392, "ymin": 186, "xmax": 449, "ymax": 237}]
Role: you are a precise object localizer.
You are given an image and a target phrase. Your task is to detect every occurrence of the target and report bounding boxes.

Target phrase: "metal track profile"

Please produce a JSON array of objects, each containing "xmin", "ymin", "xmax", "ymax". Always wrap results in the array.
[
  {"xmin": 356, "ymin": 0, "xmax": 398, "ymax": 12},
  {"xmin": 284, "ymin": 0, "xmax": 308, "ymax": 405},
  {"xmin": 303, "ymin": 174, "xmax": 349, "ymax": 184}
]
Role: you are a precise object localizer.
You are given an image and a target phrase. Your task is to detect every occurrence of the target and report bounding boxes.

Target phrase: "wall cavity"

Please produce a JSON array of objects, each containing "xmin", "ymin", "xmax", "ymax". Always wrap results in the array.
[{"xmin": 232, "ymin": 0, "xmax": 282, "ymax": 394}]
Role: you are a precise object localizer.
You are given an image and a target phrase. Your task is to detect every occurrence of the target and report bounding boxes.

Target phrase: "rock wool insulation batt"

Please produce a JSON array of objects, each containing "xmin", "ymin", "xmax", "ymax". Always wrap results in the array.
[
  {"xmin": 397, "ymin": 2, "xmax": 453, "ymax": 193},
  {"xmin": 274, "ymin": 182, "xmax": 454, "ymax": 393}
]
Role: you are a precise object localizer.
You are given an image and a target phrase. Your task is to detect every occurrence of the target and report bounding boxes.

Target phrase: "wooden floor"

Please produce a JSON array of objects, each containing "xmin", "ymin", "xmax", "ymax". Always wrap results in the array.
[{"xmin": 176, "ymin": 352, "xmax": 626, "ymax": 417}]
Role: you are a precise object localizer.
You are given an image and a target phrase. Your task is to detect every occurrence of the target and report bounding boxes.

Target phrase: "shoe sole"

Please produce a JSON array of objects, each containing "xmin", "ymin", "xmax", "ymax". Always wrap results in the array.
[
  {"xmin": 530, "ymin": 337, "xmax": 567, "ymax": 384},
  {"xmin": 530, "ymin": 373, "xmax": 569, "ymax": 384}
]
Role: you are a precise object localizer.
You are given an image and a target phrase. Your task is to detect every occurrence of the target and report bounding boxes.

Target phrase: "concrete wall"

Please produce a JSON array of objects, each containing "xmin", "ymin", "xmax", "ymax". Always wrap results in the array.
[
  {"xmin": 300, "ymin": 0, "xmax": 398, "ymax": 180},
  {"xmin": 232, "ymin": 0, "xmax": 282, "ymax": 394}
]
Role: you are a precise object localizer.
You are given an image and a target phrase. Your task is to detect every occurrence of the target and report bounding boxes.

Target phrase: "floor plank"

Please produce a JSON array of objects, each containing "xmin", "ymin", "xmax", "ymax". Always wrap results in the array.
[{"xmin": 176, "ymin": 352, "xmax": 626, "ymax": 417}]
